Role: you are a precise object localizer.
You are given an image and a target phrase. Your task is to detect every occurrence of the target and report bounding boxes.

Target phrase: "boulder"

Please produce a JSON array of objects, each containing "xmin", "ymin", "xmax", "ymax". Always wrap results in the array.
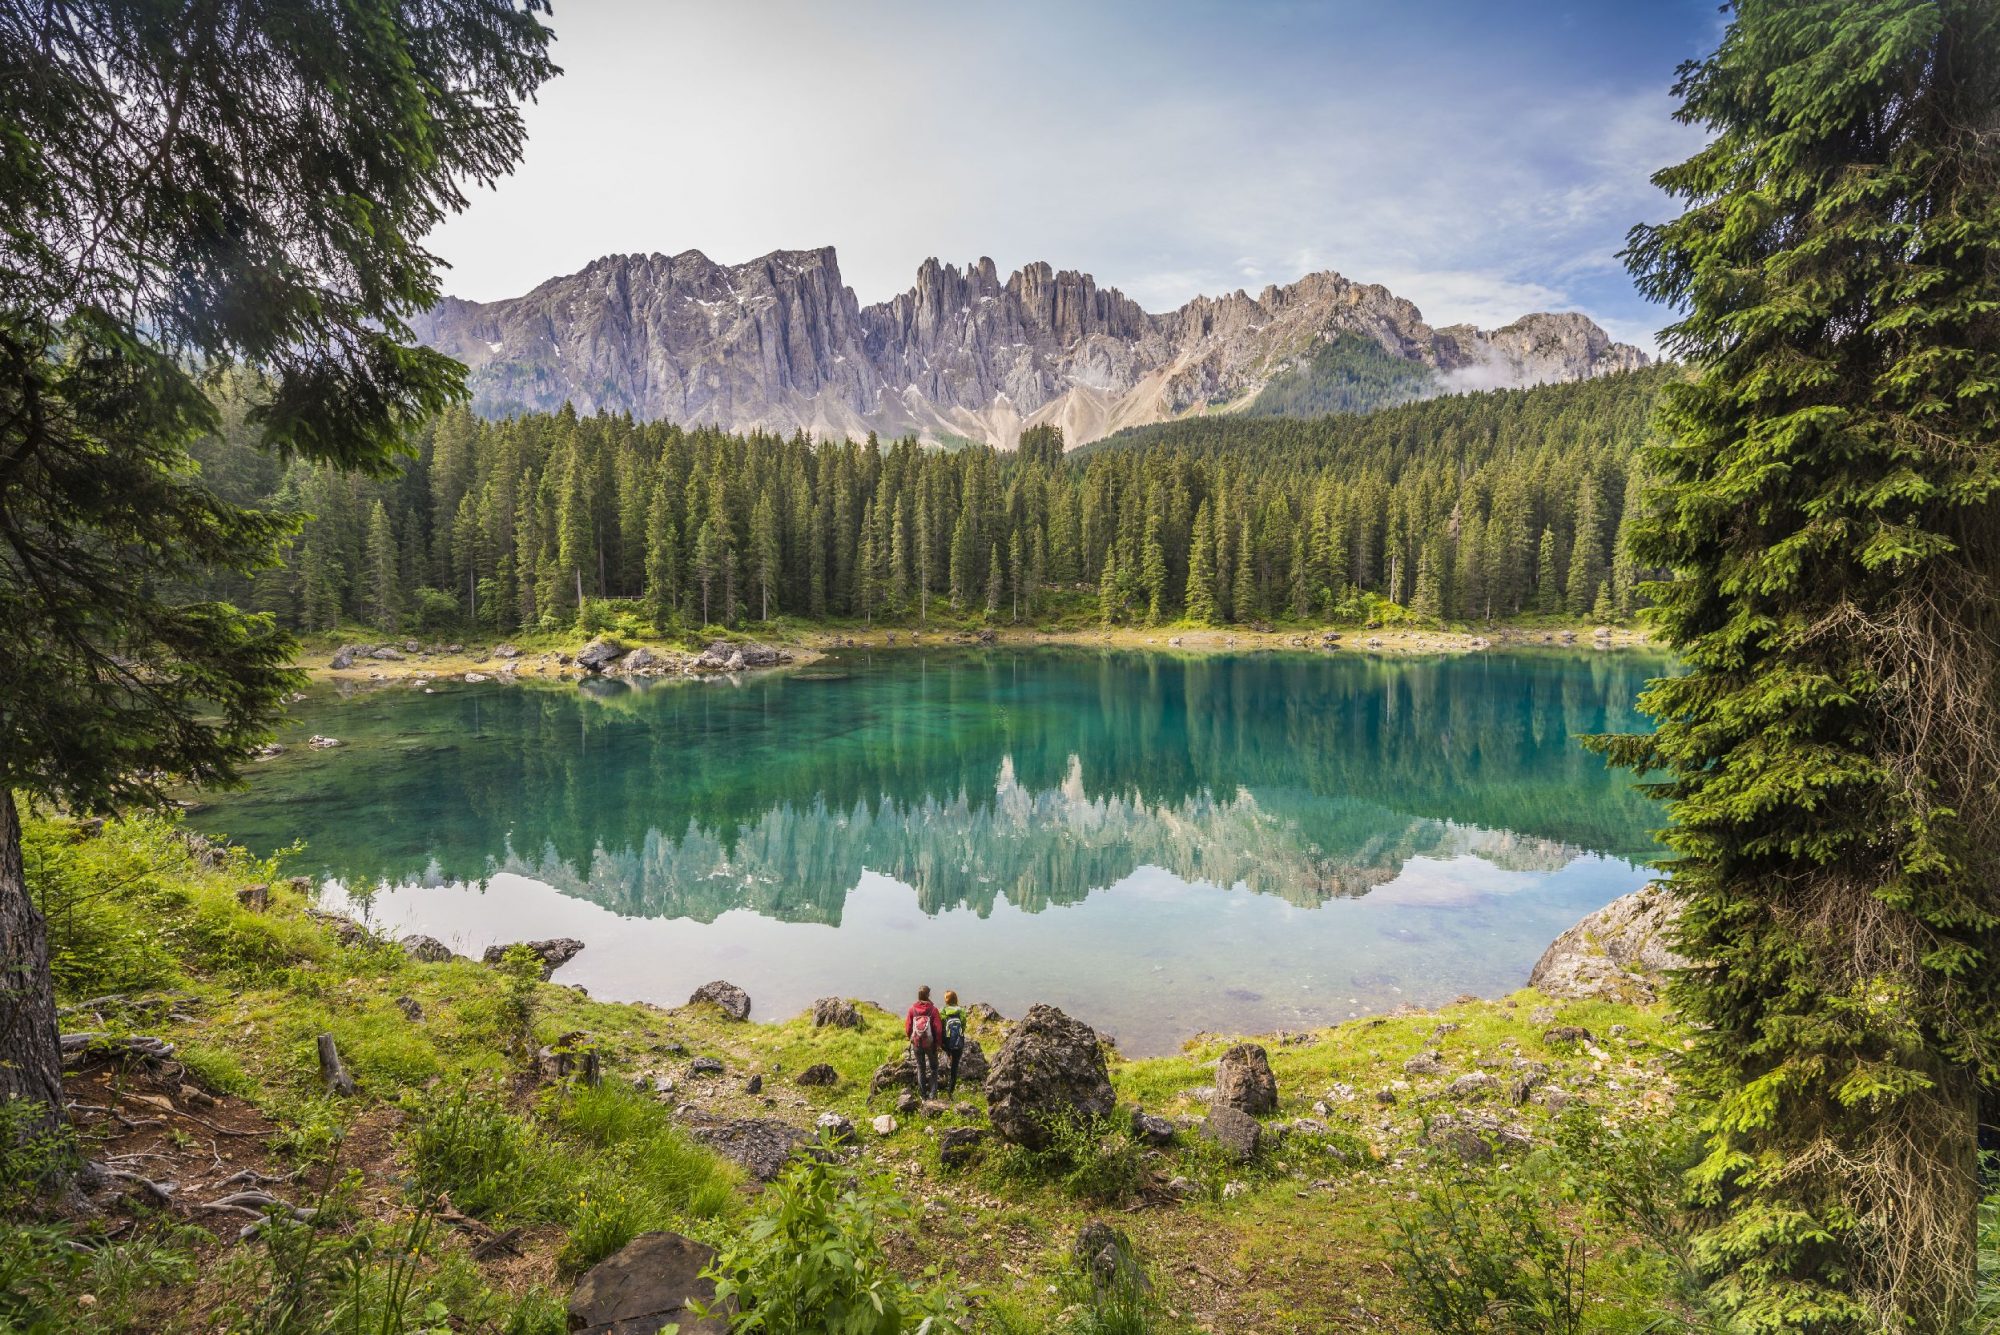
[
  {"xmin": 577, "ymin": 637, "xmax": 627, "ymax": 673},
  {"xmin": 871, "ymin": 1114, "xmax": 898, "ymax": 1136},
  {"xmin": 1445, "ymin": 1073, "xmax": 1500, "ymax": 1100},
  {"xmin": 1403, "ymin": 1050, "xmax": 1447, "ymax": 1076},
  {"xmin": 796, "ymin": 1063, "xmax": 839, "ymax": 1087},
  {"xmin": 1130, "ymin": 1108, "xmax": 1176, "ymax": 1146},
  {"xmin": 369, "ymin": 647, "xmax": 404, "ymax": 661},
  {"xmin": 1529, "ymin": 885, "xmax": 1688, "ymax": 1003},
  {"xmin": 693, "ymin": 640, "xmax": 787, "ymax": 671},
  {"xmin": 307, "ymin": 735, "xmax": 341, "ymax": 749},
  {"xmin": 688, "ymin": 979, "xmax": 751, "ymax": 1021},
  {"xmin": 400, "ymin": 934, "xmax": 453, "ymax": 964},
  {"xmin": 1424, "ymin": 1111, "xmax": 1531, "ymax": 1164},
  {"xmin": 1073, "ymin": 1220, "xmax": 1150, "ymax": 1294},
  {"xmin": 984, "ymin": 1004, "xmax": 1115, "ymax": 1150},
  {"xmin": 567, "ymin": 1231, "xmax": 730, "ymax": 1335},
  {"xmin": 1542, "ymin": 1025, "xmax": 1593, "ymax": 1046},
  {"xmin": 811, "ymin": 996, "xmax": 861, "ymax": 1030},
  {"xmin": 329, "ymin": 645, "xmax": 365, "ymax": 669},
  {"xmin": 393, "ymin": 996, "xmax": 423, "ymax": 1021},
  {"xmin": 969, "ymin": 1002, "xmax": 1005, "ymax": 1024},
  {"xmin": 938, "ymin": 1126, "xmax": 986, "ymax": 1169},
  {"xmin": 1200, "ymin": 1106, "xmax": 1262, "ymax": 1162},
  {"xmin": 687, "ymin": 1117, "xmax": 813, "ymax": 1182},
  {"xmin": 744, "ymin": 1074, "xmax": 762, "ymax": 1095},
  {"xmin": 481, "ymin": 937, "xmax": 585, "ymax": 980},
  {"xmin": 872, "ymin": 1038, "xmax": 988, "ymax": 1097},
  {"xmin": 687, "ymin": 1056, "xmax": 723, "ymax": 1079},
  {"xmin": 492, "ymin": 643, "xmax": 522, "ymax": 659},
  {"xmin": 1213, "ymin": 1043, "xmax": 1278, "ymax": 1114},
  {"xmin": 618, "ymin": 645, "xmax": 665, "ymax": 674}
]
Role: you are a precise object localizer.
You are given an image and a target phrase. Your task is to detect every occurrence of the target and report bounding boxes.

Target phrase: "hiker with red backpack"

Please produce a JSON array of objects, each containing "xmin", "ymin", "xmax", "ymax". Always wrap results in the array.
[{"xmin": 904, "ymin": 984, "xmax": 943, "ymax": 1099}]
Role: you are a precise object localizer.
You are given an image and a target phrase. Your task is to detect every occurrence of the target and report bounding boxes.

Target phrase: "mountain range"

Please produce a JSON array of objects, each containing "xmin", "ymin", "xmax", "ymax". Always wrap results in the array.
[{"xmin": 411, "ymin": 247, "xmax": 1649, "ymax": 450}]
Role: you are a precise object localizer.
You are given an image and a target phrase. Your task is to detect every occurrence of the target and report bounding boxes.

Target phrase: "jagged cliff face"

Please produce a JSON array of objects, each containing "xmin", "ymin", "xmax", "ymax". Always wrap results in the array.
[{"xmin": 411, "ymin": 248, "xmax": 1648, "ymax": 448}]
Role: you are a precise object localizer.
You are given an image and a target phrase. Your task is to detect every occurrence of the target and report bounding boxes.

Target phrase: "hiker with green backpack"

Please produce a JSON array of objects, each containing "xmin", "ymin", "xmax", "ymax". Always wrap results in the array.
[{"xmin": 939, "ymin": 989, "xmax": 968, "ymax": 1097}]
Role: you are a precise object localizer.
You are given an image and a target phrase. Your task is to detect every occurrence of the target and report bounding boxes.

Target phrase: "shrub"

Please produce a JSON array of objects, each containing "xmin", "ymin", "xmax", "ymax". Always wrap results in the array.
[
  {"xmin": 985, "ymin": 1110, "xmax": 1141, "ymax": 1203},
  {"xmin": 694, "ymin": 1148, "xmax": 965, "ymax": 1333},
  {"xmin": 403, "ymin": 1083, "xmax": 556, "ymax": 1222}
]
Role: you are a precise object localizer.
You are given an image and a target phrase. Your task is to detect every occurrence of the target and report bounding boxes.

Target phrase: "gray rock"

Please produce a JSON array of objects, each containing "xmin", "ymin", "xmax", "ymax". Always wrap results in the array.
[
  {"xmin": 815, "ymin": 1112, "xmax": 855, "ymax": 1145},
  {"xmin": 307, "ymin": 735, "xmax": 342, "ymax": 749},
  {"xmin": 577, "ymin": 636, "xmax": 627, "ymax": 673},
  {"xmin": 1445, "ymin": 1073, "xmax": 1500, "ymax": 1100},
  {"xmin": 938, "ymin": 1126, "xmax": 986, "ymax": 1169},
  {"xmin": 1424, "ymin": 1111, "xmax": 1531, "ymax": 1163},
  {"xmin": 1130, "ymin": 1108, "xmax": 1176, "ymax": 1146},
  {"xmin": 492, "ymin": 643, "xmax": 522, "ymax": 659},
  {"xmin": 1542, "ymin": 1026, "xmax": 1594, "ymax": 1046},
  {"xmin": 1529, "ymin": 884, "xmax": 1688, "ymax": 1003},
  {"xmin": 810, "ymin": 996, "xmax": 860, "ymax": 1030},
  {"xmin": 1200, "ymin": 1106, "xmax": 1262, "ymax": 1162},
  {"xmin": 400, "ymin": 934, "xmax": 453, "ymax": 964},
  {"xmin": 1403, "ymin": 1050, "xmax": 1447, "ymax": 1077},
  {"xmin": 688, "ymin": 979, "xmax": 751, "ymax": 1021},
  {"xmin": 567, "ymin": 1231, "xmax": 730, "ymax": 1335},
  {"xmin": 796, "ymin": 1063, "xmax": 839, "ymax": 1087},
  {"xmin": 1073, "ymin": 1220, "xmax": 1150, "ymax": 1294},
  {"xmin": 687, "ymin": 1056, "xmax": 723, "ymax": 1079},
  {"xmin": 687, "ymin": 1118, "xmax": 813, "ymax": 1182},
  {"xmin": 369, "ymin": 647, "xmax": 403, "ymax": 661},
  {"xmin": 744, "ymin": 1074, "xmax": 762, "ymax": 1095},
  {"xmin": 872, "ymin": 1038, "xmax": 988, "ymax": 1097},
  {"xmin": 1214, "ymin": 1042, "xmax": 1278, "ymax": 1114},
  {"xmin": 871, "ymin": 1114, "xmax": 897, "ymax": 1136},
  {"xmin": 481, "ymin": 937, "xmax": 585, "ymax": 980},
  {"xmin": 617, "ymin": 645, "xmax": 665, "ymax": 674},
  {"xmin": 393, "ymin": 996, "xmax": 423, "ymax": 1021},
  {"xmin": 329, "ymin": 645, "xmax": 364, "ymax": 670},
  {"xmin": 983, "ymin": 1004, "xmax": 1114, "ymax": 1149}
]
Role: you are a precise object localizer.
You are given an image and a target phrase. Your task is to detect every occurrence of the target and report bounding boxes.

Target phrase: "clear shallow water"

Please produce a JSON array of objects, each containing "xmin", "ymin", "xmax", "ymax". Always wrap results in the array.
[{"xmin": 189, "ymin": 648, "xmax": 1667, "ymax": 1054}]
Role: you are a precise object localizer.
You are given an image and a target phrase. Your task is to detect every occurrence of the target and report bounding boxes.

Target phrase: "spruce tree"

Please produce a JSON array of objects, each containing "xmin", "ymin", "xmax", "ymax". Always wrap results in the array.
[
  {"xmin": 1140, "ymin": 514, "xmax": 1169, "ymax": 624},
  {"xmin": 365, "ymin": 500, "xmax": 400, "ymax": 630},
  {"xmin": 1534, "ymin": 527, "xmax": 1560, "ymax": 615},
  {"xmin": 1185, "ymin": 502, "xmax": 1219, "ymax": 624},
  {"xmin": 1598, "ymin": 3, "xmax": 2000, "ymax": 1327}
]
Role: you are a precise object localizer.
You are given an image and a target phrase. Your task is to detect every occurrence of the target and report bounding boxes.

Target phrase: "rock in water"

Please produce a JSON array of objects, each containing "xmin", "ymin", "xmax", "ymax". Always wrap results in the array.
[
  {"xmin": 688, "ymin": 980, "xmax": 751, "ymax": 1021},
  {"xmin": 400, "ymin": 934, "xmax": 453, "ymax": 964},
  {"xmin": 1200, "ymin": 1106, "xmax": 1262, "ymax": 1162},
  {"xmin": 983, "ymin": 1003, "xmax": 1114, "ymax": 1149},
  {"xmin": 811, "ymin": 996, "xmax": 860, "ymax": 1029},
  {"xmin": 1214, "ymin": 1043, "xmax": 1278, "ymax": 1114},
  {"xmin": 1529, "ymin": 884, "xmax": 1687, "ymax": 1003},
  {"xmin": 576, "ymin": 636, "xmax": 627, "ymax": 673},
  {"xmin": 567, "ymin": 1231, "xmax": 730, "ymax": 1334},
  {"xmin": 481, "ymin": 937, "xmax": 585, "ymax": 980}
]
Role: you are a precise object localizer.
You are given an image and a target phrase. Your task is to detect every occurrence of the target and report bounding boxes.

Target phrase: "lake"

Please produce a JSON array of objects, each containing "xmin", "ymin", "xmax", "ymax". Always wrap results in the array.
[{"xmin": 189, "ymin": 648, "xmax": 1667, "ymax": 1055}]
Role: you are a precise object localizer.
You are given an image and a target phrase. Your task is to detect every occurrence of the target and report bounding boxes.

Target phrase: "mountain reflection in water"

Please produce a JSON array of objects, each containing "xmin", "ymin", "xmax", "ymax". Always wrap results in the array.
[{"xmin": 189, "ymin": 648, "xmax": 1667, "ymax": 1050}]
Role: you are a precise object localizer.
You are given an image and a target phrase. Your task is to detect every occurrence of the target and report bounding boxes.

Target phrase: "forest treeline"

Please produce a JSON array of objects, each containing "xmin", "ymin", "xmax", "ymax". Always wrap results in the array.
[{"xmin": 192, "ymin": 364, "xmax": 1672, "ymax": 635}]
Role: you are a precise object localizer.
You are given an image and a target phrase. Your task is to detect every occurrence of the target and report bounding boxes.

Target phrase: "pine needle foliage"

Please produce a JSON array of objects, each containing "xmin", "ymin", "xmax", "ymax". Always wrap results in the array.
[{"xmin": 1596, "ymin": 2, "xmax": 2000, "ymax": 1328}]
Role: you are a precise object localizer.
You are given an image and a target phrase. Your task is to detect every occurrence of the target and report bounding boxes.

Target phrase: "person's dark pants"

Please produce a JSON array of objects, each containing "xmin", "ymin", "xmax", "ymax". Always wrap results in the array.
[
  {"xmin": 943, "ymin": 1043, "xmax": 962, "ymax": 1096},
  {"xmin": 913, "ymin": 1044, "xmax": 939, "ymax": 1099}
]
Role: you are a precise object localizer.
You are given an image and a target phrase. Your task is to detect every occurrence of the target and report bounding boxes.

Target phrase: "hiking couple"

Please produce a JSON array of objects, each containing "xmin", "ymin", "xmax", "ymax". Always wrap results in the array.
[{"xmin": 902, "ymin": 985, "xmax": 967, "ymax": 1099}]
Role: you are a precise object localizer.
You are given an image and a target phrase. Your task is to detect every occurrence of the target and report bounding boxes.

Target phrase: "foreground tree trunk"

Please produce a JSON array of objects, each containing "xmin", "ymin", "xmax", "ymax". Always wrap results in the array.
[{"xmin": 0, "ymin": 793, "xmax": 64, "ymax": 1131}]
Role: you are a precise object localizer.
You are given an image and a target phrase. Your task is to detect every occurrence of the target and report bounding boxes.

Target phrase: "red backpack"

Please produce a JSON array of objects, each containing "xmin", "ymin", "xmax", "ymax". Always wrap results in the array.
[{"xmin": 911, "ymin": 1007, "xmax": 937, "ymax": 1050}]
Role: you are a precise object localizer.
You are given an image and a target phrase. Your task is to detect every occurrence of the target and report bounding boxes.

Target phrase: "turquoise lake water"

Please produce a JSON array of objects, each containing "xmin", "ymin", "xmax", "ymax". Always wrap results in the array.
[{"xmin": 187, "ymin": 648, "xmax": 1668, "ymax": 1054}]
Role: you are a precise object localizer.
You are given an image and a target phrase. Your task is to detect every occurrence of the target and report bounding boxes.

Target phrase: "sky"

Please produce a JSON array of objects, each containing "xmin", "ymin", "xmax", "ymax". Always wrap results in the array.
[{"xmin": 423, "ymin": 0, "xmax": 1723, "ymax": 352}]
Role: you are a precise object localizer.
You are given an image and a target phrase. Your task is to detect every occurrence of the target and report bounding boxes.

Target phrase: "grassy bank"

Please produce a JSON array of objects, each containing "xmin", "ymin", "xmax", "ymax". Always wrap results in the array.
[
  {"xmin": 10, "ymin": 809, "xmax": 1718, "ymax": 1333},
  {"xmin": 293, "ymin": 609, "xmax": 1655, "ymax": 687}
]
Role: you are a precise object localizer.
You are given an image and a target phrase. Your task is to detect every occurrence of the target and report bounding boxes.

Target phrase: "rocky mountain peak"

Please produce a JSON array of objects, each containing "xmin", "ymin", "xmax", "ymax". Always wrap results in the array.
[{"xmin": 413, "ymin": 246, "xmax": 1648, "ymax": 448}]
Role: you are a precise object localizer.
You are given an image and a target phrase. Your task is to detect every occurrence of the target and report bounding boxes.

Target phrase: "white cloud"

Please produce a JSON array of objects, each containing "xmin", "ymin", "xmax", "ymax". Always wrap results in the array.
[{"xmin": 423, "ymin": 0, "xmax": 1708, "ymax": 354}]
